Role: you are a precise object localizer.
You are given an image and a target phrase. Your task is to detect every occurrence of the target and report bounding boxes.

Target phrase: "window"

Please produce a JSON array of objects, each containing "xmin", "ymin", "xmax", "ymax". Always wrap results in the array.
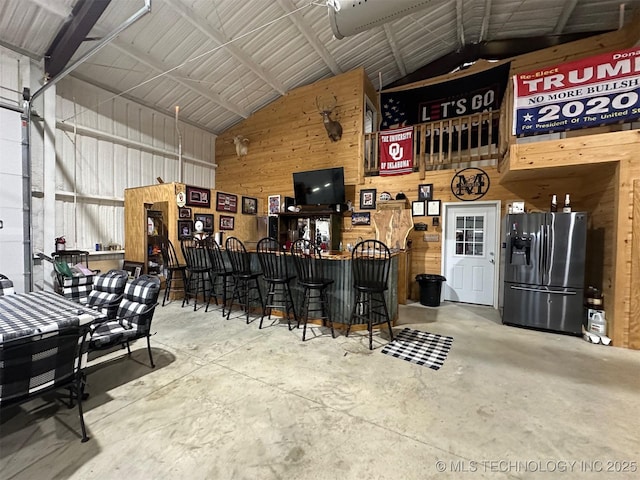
[{"xmin": 455, "ymin": 215, "xmax": 485, "ymax": 256}]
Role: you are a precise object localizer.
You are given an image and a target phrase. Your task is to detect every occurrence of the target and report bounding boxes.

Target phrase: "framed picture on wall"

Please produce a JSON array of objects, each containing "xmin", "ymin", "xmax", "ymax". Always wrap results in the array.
[
  {"xmin": 216, "ymin": 192, "xmax": 238, "ymax": 213},
  {"xmin": 185, "ymin": 186, "xmax": 211, "ymax": 208},
  {"xmin": 178, "ymin": 220, "xmax": 193, "ymax": 239},
  {"xmin": 268, "ymin": 195, "xmax": 281, "ymax": 216},
  {"xmin": 418, "ymin": 184, "xmax": 433, "ymax": 201},
  {"xmin": 178, "ymin": 207, "xmax": 192, "ymax": 219},
  {"xmin": 351, "ymin": 212, "xmax": 371, "ymax": 226},
  {"xmin": 412, "ymin": 201, "xmax": 425, "ymax": 217},
  {"xmin": 219, "ymin": 215, "xmax": 235, "ymax": 230},
  {"xmin": 242, "ymin": 196, "xmax": 257, "ymax": 215},
  {"xmin": 194, "ymin": 213, "xmax": 214, "ymax": 233},
  {"xmin": 427, "ymin": 200, "xmax": 441, "ymax": 216},
  {"xmin": 359, "ymin": 189, "xmax": 376, "ymax": 210}
]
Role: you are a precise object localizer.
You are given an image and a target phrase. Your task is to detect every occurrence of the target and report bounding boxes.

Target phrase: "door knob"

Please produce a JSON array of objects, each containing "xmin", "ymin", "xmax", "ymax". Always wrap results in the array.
[{"xmin": 490, "ymin": 259, "xmax": 495, "ymax": 264}]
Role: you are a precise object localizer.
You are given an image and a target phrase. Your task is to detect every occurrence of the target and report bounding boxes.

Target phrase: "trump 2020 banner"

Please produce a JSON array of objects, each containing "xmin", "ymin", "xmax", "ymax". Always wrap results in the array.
[
  {"xmin": 513, "ymin": 47, "xmax": 640, "ymax": 135},
  {"xmin": 379, "ymin": 126, "xmax": 413, "ymax": 176}
]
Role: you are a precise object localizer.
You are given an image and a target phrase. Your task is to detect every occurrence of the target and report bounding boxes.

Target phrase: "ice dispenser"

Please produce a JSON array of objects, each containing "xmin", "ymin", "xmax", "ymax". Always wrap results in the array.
[{"xmin": 509, "ymin": 221, "xmax": 531, "ymax": 266}]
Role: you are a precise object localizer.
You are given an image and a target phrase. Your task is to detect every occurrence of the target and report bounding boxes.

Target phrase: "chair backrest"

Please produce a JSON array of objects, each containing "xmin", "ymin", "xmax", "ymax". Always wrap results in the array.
[
  {"xmin": 225, "ymin": 236, "xmax": 251, "ymax": 274},
  {"xmin": 0, "ymin": 324, "xmax": 90, "ymax": 406},
  {"xmin": 208, "ymin": 237, "xmax": 230, "ymax": 274},
  {"xmin": 257, "ymin": 237, "xmax": 292, "ymax": 281},
  {"xmin": 116, "ymin": 275, "xmax": 161, "ymax": 334},
  {"xmin": 87, "ymin": 269, "xmax": 129, "ymax": 318},
  {"xmin": 291, "ymin": 239, "xmax": 325, "ymax": 283},
  {"xmin": 0, "ymin": 273, "xmax": 15, "ymax": 296},
  {"xmin": 351, "ymin": 239, "xmax": 391, "ymax": 289},
  {"xmin": 181, "ymin": 237, "xmax": 210, "ymax": 270},
  {"xmin": 160, "ymin": 237, "xmax": 183, "ymax": 268}
]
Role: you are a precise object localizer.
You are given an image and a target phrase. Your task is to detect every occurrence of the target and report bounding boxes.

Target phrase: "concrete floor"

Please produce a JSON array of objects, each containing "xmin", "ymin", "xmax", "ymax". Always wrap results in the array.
[{"xmin": 1, "ymin": 299, "xmax": 639, "ymax": 479}]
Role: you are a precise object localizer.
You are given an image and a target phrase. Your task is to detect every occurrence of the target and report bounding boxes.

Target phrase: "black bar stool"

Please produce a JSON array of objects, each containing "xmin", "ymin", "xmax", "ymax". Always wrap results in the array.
[
  {"xmin": 159, "ymin": 237, "xmax": 187, "ymax": 306},
  {"xmin": 291, "ymin": 239, "xmax": 335, "ymax": 341},
  {"xmin": 347, "ymin": 239, "xmax": 394, "ymax": 350},
  {"xmin": 225, "ymin": 236, "xmax": 264, "ymax": 324},
  {"xmin": 181, "ymin": 237, "xmax": 213, "ymax": 311},
  {"xmin": 257, "ymin": 237, "xmax": 297, "ymax": 330},
  {"xmin": 205, "ymin": 239, "xmax": 234, "ymax": 315}
]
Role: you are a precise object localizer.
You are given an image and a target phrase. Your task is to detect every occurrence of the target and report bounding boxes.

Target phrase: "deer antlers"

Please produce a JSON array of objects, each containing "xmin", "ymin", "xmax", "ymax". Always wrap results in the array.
[{"xmin": 315, "ymin": 95, "xmax": 342, "ymax": 142}]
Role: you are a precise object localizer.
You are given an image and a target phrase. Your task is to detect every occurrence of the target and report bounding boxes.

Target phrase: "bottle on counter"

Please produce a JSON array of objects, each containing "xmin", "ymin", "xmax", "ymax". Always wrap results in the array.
[
  {"xmin": 562, "ymin": 194, "xmax": 572, "ymax": 213},
  {"xmin": 550, "ymin": 194, "xmax": 558, "ymax": 212}
]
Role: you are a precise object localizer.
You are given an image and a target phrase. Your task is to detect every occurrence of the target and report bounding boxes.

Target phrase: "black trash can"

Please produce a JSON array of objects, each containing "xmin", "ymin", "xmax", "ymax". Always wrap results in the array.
[{"xmin": 416, "ymin": 274, "xmax": 446, "ymax": 307}]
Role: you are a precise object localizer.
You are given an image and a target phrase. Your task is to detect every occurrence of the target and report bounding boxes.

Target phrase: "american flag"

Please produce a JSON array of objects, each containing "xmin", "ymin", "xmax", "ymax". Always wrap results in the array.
[{"xmin": 381, "ymin": 96, "xmax": 407, "ymax": 130}]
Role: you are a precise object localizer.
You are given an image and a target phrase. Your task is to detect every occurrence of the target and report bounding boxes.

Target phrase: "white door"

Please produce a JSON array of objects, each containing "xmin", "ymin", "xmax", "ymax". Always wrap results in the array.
[
  {"xmin": 443, "ymin": 202, "xmax": 498, "ymax": 306},
  {"xmin": 0, "ymin": 108, "xmax": 25, "ymax": 292}
]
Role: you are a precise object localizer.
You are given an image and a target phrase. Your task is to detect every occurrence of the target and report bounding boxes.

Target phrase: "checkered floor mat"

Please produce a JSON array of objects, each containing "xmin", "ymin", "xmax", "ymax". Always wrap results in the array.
[{"xmin": 381, "ymin": 328, "xmax": 453, "ymax": 370}]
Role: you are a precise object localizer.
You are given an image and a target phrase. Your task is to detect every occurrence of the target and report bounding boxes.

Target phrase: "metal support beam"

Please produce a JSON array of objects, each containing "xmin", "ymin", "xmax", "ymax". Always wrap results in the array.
[
  {"xmin": 478, "ymin": 0, "xmax": 492, "ymax": 43},
  {"xmin": 553, "ymin": 0, "xmax": 578, "ymax": 34},
  {"xmin": 45, "ymin": 0, "xmax": 112, "ymax": 80},
  {"xmin": 383, "ymin": 24, "xmax": 407, "ymax": 77},
  {"xmin": 456, "ymin": 0, "xmax": 465, "ymax": 47}
]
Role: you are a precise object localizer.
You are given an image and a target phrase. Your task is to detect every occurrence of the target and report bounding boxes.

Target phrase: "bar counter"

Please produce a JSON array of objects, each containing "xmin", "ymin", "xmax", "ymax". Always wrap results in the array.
[{"xmin": 247, "ymin": 251, "xmax": 399, "ymax": 328}]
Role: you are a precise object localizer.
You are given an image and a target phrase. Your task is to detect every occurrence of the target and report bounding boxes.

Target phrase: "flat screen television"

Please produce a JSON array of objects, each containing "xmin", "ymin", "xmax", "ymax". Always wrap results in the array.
[{"xmin": 293, "ymin": 167, "xmax": 345, "ymax": 206}]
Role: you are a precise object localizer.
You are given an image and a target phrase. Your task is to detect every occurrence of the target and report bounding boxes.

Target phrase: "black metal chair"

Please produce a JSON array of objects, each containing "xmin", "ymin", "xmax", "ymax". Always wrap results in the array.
[
  {"xmin": 225, "ymin": 236, "xmax": 264, "ymax": 324},
  {"xmin": 205, "ymin": 238, "xmax": 234, "ymax": 315},
  {"xmin": 181, "ymin": 237, "xmax": 214, "ymax": 311},
  {"xmin": 257, "ymin": 237, "xmax": 297, "ymax": 330},
  {"xmin": 159, "ymin": 237, "xmax": 187, "ymax": 306},
  {"xmin": 347, "ymin": 239, "xmax": 394, "ymax": 350},
  {"xmin": 0, "ymin": 324, "xmax": 92, "ymax": 442},
  {"xmin": 290, "ymin": 239, "xmax": 335, "ymax": 341},
  {"xmin": 89, "ymin": 275, "xmax": 161, "ymax": 368}
]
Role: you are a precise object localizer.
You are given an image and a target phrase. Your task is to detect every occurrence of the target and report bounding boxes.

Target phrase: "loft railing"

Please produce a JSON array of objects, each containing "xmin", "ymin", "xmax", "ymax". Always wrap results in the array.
[{"xmin": 363, "ymin": 110, "xmax": 502, "ymax": 177}]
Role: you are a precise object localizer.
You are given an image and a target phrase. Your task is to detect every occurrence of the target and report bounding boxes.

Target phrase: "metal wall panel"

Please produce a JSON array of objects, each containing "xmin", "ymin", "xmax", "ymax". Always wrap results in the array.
[{"xmin": 54, "ymin": 77, "xmax": 217, "ymax": 251}]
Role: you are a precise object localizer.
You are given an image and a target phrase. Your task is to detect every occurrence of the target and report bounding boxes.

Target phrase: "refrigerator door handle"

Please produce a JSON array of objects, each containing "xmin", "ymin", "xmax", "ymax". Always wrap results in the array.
[
  {"xmin": 538, "ymin": 225, "xmax": 545, "ymax": 277},
  {"xmin": 509, "ymin": 285, "xmax": 577, "ymax": 295}
]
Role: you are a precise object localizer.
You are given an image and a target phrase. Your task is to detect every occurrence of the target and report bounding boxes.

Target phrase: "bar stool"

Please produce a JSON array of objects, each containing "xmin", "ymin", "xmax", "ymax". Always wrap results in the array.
[
  {"xmin": 257, "ymin": 237, "xmax": 297, "ymax": 330},
  {"xmin": 347, "ymin": 239, "xmax": 394, "ymax": 350},
  {"xmin": 159, "ymin": 237, "xmax": 187, "ymax": 306},
  {"xmin": 181, "ymin": 237, "xmax": 213, "ymax": 311},
  {"xmin": 225, "ymin": 236, "xmax": 264, "ymax": 324},
  {"xmin": 291, "ymin": 239, "xmax": 335, "ymax": 341},
  {"xmin": 205, "ymin": 239, "xmax": 234, "ymax": 315}
]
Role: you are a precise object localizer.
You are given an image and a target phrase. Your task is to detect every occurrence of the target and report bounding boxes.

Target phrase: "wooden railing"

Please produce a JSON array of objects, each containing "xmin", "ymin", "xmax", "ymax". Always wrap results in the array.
[{"xmin": 364, "ymin": 110, "xmax": 501, "ymax": 177}]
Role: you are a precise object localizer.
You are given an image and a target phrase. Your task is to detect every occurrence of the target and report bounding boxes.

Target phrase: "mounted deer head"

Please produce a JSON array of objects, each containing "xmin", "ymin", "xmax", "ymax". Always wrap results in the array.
[
  {"xmin": 233, "ymin": 135, "xmax": 249, "ymax": 157},
  {"xmin": 316, "ymin": 96, "xmax": 342, "ymax": 142}
]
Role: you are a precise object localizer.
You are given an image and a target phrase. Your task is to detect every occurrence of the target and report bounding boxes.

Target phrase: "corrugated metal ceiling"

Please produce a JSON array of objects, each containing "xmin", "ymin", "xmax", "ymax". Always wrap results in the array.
[{"xmin": 1, "ymin": 0, "xmax": 638, "ymax": 135}]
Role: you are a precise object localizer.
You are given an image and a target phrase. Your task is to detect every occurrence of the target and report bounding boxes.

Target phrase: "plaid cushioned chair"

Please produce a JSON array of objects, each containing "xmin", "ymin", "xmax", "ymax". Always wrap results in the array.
[
  {"xmin": 59, "ymin": 275, "xmax": 95, "ymax": 304},
  {"xmin": 86, "ymin": 269, "xmax": 129, "ymax": 319},
  {"xmin": 0, "ymin": 273, "xmax": 15, "ymax": 295},
  {"xmin": 0, "ymin": 324, "xmax": 92, "ymax": 442},
  {"xmin": 89, "ymin": 275, "xmax": 161, "ymax": 368}
]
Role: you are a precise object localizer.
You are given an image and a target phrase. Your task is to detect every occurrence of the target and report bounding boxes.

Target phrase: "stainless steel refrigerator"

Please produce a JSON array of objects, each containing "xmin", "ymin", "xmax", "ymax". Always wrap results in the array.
[{"xmin": 502, "ymin": 212, "xmax": 587, "ymax": 335}]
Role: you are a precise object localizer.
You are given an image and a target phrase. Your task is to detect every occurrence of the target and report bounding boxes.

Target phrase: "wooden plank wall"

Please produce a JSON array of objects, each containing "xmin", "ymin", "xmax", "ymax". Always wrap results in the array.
[
  {"xmin": 631, "ymin": 180, "xmax": 640, "ymax": 349},
  {"xmin": 214, "ymin": 68, "xmax": 367, "ymax": 209},
  {"xmin": 124, "ymin": 183, "xmax": 258, "ymax": 265}
]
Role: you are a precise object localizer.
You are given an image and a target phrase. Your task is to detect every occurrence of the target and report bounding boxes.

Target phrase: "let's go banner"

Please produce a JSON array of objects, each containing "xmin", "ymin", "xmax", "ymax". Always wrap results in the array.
[{"xmin": 513, "ymin": 47, "xmax": 640, "ymax": 135}]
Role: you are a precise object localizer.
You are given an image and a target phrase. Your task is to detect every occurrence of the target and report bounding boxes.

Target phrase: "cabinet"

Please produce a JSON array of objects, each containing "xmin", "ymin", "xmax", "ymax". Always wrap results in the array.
[
  {"xmin": 277, "ymin": 210, "xmax": 342, "ymax": 251},
  {"xmin": 146, "ymin": 203, "xmax": 168, "ymax": 275}
]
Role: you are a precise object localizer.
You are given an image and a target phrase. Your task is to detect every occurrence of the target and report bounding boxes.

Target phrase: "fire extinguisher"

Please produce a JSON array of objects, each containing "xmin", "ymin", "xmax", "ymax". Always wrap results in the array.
[{"xmin": 55, "ymin": 236, "xmax": 66, "ymax": 252}]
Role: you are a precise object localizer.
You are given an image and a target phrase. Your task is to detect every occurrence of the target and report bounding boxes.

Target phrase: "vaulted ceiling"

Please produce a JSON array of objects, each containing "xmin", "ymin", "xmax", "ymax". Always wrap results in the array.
[{"xmin": 1, "ymin": 0, "xmax": 638, "ymax": 135}]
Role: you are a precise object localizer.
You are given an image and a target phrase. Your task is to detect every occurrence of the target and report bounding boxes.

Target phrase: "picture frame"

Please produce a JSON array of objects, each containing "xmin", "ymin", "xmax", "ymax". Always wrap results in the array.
[
  {"xmin": 268, "ymin": 195, "xmax": 281, "ymax": 216},
  {"xmin": 216, "ymin": 192, "xmax": 238, "ymax": 213},
  {"xmin": 194, "ymin": 213, "xmax": 214, "ymax": 233},
  {"xmin": 412, "ymin": 201, "xmax": 425, "ymax": 217},
  {"xmin": 122, "ymin": 260, "xmax": 144, "ymax": 279},
  {"xmin": 351, "ymin": 212, "xmax": 371, "ymax": 226},
  {"xmin": 242, "ymin": 196, "xmax": 257, "ymax": 215},
  {"xmin": 185, "ymin": 186, "xmax": 211, "ymax": 208},
  {"xmin": 418, "ymin": 184, "xmax": 433, "ymax": 201},
  {"xmin": 219, "ymin": 215, "xmax": 235, "ymax": 230},
  {"xmin": 177, "ymin": 220, "xmax": 193, "ymax": 239},
  {"xmin": 427, "ymin": 200, "xmax": 441, "ymax": 216},
  {"xmin": 432, "ymin": 217, "xmax": 440, "ymax": 227},
  {"xmin": 178, "ymin": 207, "xmax": 192, "ymax": 219},
  {"xmin": 359, "ymin": 189, "xmax": 377, "ymax": 210}
]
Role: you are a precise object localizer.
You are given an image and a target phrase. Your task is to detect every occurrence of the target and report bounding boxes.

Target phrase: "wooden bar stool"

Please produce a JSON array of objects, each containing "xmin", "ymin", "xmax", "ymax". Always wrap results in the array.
[
  {"xmin": 347, "ymin": 239, "xmax": 394, "ymax": 350},
  {"xmin": 257, "ymin": 237, "xmax": 297, "ymax": 330},
  {"xmin": 225, "ymin": 236, "xmax": 264, "ymax": 324},
  {"xmin": 291, "ymin": 239, "xmax": 335, "ymax": 341}
]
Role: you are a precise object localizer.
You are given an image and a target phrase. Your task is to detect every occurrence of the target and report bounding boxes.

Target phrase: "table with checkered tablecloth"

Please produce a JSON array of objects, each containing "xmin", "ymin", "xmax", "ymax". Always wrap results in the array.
[{"xmin": 0, "ymin": 291, "xmax": 105, "ymax": 342}]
